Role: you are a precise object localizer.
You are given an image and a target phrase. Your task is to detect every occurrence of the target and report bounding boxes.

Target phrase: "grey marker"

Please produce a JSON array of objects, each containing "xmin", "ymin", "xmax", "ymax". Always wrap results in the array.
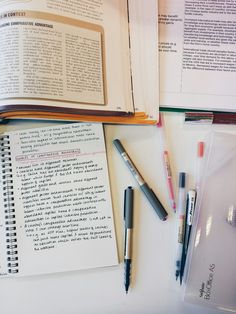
[
  {"xmin": 113, "ymin": 139, "xmax": 168, "ymax": 221},
  {"xmin": 124, "ymin": 186, "xmax": 134, "ymax": 293}
]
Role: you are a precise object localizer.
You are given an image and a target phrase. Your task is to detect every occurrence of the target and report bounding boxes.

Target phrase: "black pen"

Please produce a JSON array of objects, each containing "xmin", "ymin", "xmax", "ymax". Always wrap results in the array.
[
  {"xmin": 180, "ymin": 189, "xmax": 196, "ymax": 284},
  {"xmin": 113, "ymin": 139, "xmax": 168, "ymax": 221},
  {"xmin": 124, "ymin": 186, "xmax": 134, "ymax": 294}
]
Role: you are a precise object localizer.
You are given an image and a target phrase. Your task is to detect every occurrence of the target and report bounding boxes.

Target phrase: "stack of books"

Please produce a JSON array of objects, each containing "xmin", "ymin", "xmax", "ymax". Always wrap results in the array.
[{"xmin": 1, "ymin": 0, "xmax": 235, "ymax": 124}]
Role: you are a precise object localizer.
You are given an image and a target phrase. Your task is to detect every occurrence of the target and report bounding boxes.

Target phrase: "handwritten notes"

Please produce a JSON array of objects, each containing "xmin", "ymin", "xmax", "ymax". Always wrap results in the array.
[
  {"xmin": 11, "ymin": 123, "xmax": 113, "ymax": 251},
  {"xmin": 1, "ymin": 123, "xmax": 117, "ymax": 276}
]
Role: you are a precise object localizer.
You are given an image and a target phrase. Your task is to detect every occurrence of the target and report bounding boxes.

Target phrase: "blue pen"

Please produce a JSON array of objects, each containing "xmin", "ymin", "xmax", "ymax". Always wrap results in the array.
[
  {"xmin": 175, "ymin": 172, "xmax": 186, "ymax": 282},
  {"xmin": 180, "ymin": 189, "xmax": 196, "ymax": 284}
]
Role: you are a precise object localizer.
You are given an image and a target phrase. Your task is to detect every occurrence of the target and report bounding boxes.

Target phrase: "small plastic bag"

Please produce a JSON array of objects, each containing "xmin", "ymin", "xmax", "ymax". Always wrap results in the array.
[{"xmin": 184, "ymin": 131, "xmax": 236, "ymax": 313}]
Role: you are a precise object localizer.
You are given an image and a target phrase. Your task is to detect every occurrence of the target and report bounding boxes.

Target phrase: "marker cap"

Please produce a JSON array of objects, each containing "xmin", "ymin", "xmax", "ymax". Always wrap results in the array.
[
  {"xmin": 113, "ymin": 139, "xmax": 125, "ymax": 154},
  {"xmin": 198, "ymin": 142, "xmax": 204, "ymax": 157},
  {"xmin": 179, "ymin": 172, "xmax": 186, "ymax": 188},
  {"xmin": 124, "ymin": 186, "xmax": 134, "ymax": 228}
]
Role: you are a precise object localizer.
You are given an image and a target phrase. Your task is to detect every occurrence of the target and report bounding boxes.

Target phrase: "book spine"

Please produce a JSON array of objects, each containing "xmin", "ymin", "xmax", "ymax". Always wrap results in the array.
[{"xmin": 0, "ymin": 134, "xmax": 19, "ymax": 274}]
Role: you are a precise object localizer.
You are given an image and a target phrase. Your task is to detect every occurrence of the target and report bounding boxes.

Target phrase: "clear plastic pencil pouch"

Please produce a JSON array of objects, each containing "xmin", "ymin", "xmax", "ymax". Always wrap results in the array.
[{"xmin": 184, "ymin": 131, "xmax": 236, "ymax": 312}]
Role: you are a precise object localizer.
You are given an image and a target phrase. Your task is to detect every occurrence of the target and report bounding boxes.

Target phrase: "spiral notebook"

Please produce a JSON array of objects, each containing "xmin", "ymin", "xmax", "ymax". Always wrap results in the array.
[{"xmin": 0, "ymin": 122, "xmax": 118, "ymax": 277}]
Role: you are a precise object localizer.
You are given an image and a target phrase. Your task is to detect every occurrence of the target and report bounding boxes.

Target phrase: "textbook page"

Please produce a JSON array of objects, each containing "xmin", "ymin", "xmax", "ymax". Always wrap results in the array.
[
  {"xmin": 128, "ymin": 0, "xmax": 159, "ymax": 120},
  {"xmin": 0, "ymin": 0, "xmax": 133, "ymax": 114},
  {"xmin": 159, "ymin": 0, "xmax": 236, "ymax": 112},
  {"xmin": 0, "ymin": 123, "xmax": 118, "ymax": 277}
]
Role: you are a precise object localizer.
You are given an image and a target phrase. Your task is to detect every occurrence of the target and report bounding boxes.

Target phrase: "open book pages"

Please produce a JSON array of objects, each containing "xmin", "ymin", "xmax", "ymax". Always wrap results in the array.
[
  {"xmin": 159, "ymin": 0, "xmax": 236, "ymax": 112},
  {"xmin": 0, "ymin": 122, "xmax": 118, "ymax": 277},
  {"xmin": 0, "ymin": 0, "xmax": 159, "ymax": 124}
]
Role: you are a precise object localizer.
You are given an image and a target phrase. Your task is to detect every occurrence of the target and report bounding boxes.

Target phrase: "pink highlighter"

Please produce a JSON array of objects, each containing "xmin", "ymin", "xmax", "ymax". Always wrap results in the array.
[{"xmin": 157, "ymin": 113, "xmax": 176, "ymax": 212}]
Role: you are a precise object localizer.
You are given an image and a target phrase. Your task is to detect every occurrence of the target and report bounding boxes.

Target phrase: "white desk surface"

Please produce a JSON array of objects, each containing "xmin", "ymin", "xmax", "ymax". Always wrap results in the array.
[{"xmin": 0, "ymin": 112, "xmax": 235, "ymax": 314}]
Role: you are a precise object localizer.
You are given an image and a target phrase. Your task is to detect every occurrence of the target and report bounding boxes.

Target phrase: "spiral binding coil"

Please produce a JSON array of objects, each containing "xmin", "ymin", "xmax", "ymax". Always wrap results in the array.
[{"xmin": 1, "ymin": 135, "xmax": 19, "ymax": 274}]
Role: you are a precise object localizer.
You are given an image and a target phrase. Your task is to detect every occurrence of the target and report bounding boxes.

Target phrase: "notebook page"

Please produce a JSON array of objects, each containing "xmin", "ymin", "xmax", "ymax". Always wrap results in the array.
[{"xmin": 7, "ymin": 123, "xmax": 118, "ymax": 277}]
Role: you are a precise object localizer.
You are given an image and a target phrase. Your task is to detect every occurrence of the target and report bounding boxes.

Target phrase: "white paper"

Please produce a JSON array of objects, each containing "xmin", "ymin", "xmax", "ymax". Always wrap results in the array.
[{"xmin": 159, "ymin": 0, "xmax": 236, "ymax": 112}]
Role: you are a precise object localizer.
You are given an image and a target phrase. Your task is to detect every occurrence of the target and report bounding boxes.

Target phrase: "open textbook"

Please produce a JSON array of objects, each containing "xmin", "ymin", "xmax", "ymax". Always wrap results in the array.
[
  {"xmin": 159, "ymin": 0, "xmax": 236, "ymax": 112},
  {"xmin": 0, "ymin": 0, "xmax": 159, "ymax": 124},
  {"xmin": 0, "ymin": 122, "xmax": 118, "ymax": 277}
]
